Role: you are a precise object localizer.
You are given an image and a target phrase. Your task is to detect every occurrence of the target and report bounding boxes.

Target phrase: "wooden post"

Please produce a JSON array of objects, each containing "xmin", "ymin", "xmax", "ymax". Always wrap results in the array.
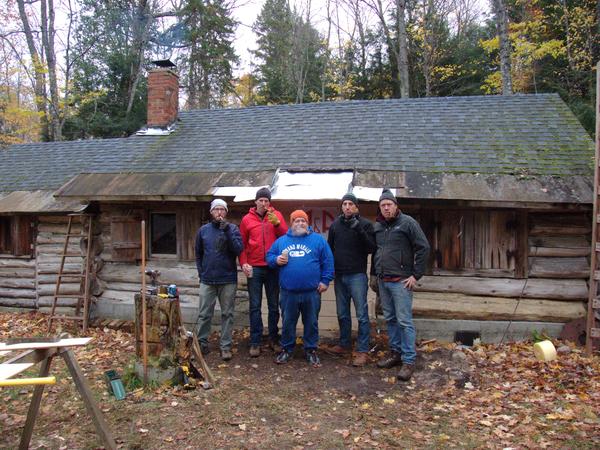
[
  {"xmin": 60, "ymin": 349, "xmax": 116, "ymax": 450},
  {"xmin": 141, "ymin": 220, "xmax": 148, "ymax": 384},
  {"xmin": 19, "ymin": 356, "xmax": 53, "ymax": 450},
  {"xmin": 586, "ymin": 61, "xmax": 600, "ymax": 355}
]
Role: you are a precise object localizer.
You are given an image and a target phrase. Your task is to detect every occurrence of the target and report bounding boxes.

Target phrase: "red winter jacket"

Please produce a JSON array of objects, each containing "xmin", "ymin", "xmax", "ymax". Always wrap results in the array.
[{"xmin": 239, "ymin": 207, "xmax": 288, "ymax": 266}]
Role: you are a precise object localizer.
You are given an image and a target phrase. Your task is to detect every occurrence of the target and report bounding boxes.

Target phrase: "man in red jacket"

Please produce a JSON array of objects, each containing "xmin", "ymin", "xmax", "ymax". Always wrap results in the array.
[{"xmin": 239, "ymin": 187, "xmax": 288, "ymax": 357}]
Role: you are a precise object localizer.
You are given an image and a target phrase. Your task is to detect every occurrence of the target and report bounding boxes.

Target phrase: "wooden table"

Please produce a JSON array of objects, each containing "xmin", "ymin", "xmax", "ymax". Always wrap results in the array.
[{"xmin": 0, "ymin": 338, "xmax": 116, "ymax": 450}]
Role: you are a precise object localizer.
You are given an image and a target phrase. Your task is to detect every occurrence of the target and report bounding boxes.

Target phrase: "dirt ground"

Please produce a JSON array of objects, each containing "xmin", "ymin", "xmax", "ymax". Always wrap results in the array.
[{"xmin": 1, "ymin": 311, "xmax": 599, "ymax": 449}]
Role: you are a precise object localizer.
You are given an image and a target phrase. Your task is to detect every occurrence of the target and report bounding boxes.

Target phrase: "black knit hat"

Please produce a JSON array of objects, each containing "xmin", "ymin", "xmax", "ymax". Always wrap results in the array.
[
  {"xmin": 255, "ymin": 187, "xmax": 272, "ymax": 201},
  {"xmin": 341, "ymin": 192, "xmax": 358, "ymax": 205},
  {"xmin": 379, "ymin": 188, "xmax": 397, "ymax": 204}
]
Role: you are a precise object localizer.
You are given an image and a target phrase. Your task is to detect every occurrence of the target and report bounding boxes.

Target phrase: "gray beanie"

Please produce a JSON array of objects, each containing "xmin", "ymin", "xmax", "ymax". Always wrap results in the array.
[
  {"xmin": 379, "ymin": 189, "xmax": 397, "ymax": 204},
  {"xmin": 341, "ymin": 192, "xmax": 358, "ymax": 205},
  {"xmin": 255, "ymin": 187, "xmax": 272, "ymax": 201},
  {"xmin": 210, "ymin": 198, "xmax": 228, "ymax": 211}
]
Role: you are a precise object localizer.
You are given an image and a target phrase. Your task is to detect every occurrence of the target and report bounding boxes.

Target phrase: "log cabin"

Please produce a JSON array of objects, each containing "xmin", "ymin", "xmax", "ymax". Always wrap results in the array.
[{"xmin": 0, "ymin": 63, "xmax": 594, "ymax": 342}]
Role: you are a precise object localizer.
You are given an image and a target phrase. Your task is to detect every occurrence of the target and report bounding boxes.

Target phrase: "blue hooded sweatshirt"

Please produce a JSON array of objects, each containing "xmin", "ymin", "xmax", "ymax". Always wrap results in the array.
[{"xmin": 267, "ymin": 227, "xmax": 334, "ymax": 292}]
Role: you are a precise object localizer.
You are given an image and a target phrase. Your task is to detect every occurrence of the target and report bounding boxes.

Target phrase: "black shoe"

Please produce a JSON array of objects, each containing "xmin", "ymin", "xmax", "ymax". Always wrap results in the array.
[
  {"xmin": 221, "ymin": 349, "xmax": 232, "ymax": 361},
  {"xmin": 377, "ymin": 351, "xmax": 402, "ymax": 369},
  {"xmin": 200, "ymin": 344, "xmax": 210, "ymax": 355},
  {"xmin": 306, "ymin": 350, "xmax": 321, "ymax": 367},
  {"xmin": 275, "ymin": 350, "xmax": 293, "ymax": 364}
]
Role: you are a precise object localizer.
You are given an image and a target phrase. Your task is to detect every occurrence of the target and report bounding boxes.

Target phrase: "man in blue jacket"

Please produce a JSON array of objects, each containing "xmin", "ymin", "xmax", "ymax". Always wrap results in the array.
[
  {"xmin": 195, "ymin": 199, "xmax": 244, "ymax": 361},
  {"xmin": 267, "ymin": 209, "xmax": 334, "ymax": 367}
]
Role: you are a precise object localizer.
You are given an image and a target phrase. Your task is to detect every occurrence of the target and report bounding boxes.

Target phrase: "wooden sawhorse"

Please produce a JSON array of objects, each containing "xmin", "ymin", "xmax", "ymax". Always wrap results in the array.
[{"xmin": 0, "ymin": 338, "xmax": 116, "ymax": 450}]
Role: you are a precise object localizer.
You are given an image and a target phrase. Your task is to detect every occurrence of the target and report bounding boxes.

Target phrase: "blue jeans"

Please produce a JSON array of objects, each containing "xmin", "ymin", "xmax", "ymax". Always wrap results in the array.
[
  {"xmin": 280, "ymin": 289, "xmax": 320, "ymax": 352},
  {"xmin": 334, "ymin": 273, "xmax": 370, "ymax": 352},
  {"xmin": 196, "ymin": 282, "xmax": 237, "ymax": 351},
  {"xmin": 248, "ymin": 266, "xmax": 280, "ymax": 345},
  {"xmin": 379, "ymin": 280, "xmax": 416, "ymax": 364}
]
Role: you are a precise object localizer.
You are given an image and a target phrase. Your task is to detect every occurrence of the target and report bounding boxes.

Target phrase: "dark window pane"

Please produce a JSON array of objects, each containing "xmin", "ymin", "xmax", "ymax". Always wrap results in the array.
[
  {"xmin": 0, "ymin": 217, "xmax": 12, "ymax": 254},
  {"xmin": 151, "ymin": 213, "xmax": 176, "ymax": 254}
]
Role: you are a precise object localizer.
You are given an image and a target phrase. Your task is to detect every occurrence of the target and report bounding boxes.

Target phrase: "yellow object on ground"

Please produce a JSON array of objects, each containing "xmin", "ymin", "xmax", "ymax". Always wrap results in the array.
[
  {"xmin": 533, "ymin": 340, "xmax": 557, "ymax": 362},
  {"xmin": 0, "ymin": 376, "xmax": 56, "ymax": 387}
]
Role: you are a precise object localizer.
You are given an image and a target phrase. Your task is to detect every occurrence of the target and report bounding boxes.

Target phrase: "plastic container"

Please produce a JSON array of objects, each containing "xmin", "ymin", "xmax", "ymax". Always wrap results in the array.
[{"xmin": 533, "ymin": 340, "xmax": 557, "ymax": 362}]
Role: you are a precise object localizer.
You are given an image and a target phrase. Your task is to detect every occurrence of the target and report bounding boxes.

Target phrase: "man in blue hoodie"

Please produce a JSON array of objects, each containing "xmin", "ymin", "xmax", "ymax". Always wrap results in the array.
[
  {"xmin": 195, "ymin": 199, "xmax": 244, "ymax": 361},
  {"xmin": 267, "ymin": 209, "xmax": 334, "ymax": 367}
]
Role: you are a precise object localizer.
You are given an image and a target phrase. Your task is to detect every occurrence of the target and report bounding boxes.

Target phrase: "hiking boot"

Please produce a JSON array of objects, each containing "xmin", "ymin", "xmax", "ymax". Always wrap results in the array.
[
  {"xmin": 324, "ymin": 344, "xmax": 351, "ymax": 356},
  {"xmin": 396, "ymin": 363, "xmax": 415, "ymax": 381},
  {"xmin": 249, "ymin": 345, "xmax": 261, "ymax": 357},
  {"xmin": 269, "ymin": 339, "xmax": 283, "ymax": 354},
  {"xmin": 221, "ymin": 349, "xmax": 232, "ymax": 361},
  {"xmin": 200, "ymin": 344, "xmax": 210, "ymax": 355},
  {"xmin": 306, "ymin": 350, "xmax": 321, "ymax": 367},
  {"xmin": 377, "ymin": 352, "xmax": 402, "ymax": 369},
  {"xmin": 275, "ymin": 350, "xmax": 293, "ymax": 364},
  {"xmin": 352, "ymin": 352, "xmax": 369, "ymax": 367}
]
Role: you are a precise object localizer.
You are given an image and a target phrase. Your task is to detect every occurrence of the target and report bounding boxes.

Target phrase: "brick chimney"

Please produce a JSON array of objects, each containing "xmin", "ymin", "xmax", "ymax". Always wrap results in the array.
[{"xmin": 147, "ymin": 60, "xmax": 179, "ymax": 128}]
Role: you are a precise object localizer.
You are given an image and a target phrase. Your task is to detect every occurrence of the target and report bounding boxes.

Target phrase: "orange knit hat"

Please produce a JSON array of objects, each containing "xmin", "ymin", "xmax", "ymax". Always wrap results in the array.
[{"xmin": 290, "ymin": 210, "xmax": 309, "ymax": 223}]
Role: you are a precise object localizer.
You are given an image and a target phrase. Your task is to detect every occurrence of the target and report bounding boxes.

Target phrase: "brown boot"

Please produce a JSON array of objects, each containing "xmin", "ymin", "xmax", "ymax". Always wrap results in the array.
[
  {"xmin": 352, "ymin": 352, "xmax": 368, "ymax": 367},
  {"xmin": 324, "ymin": 344, "xmax": 351, "ymax": 356},
  {"xmin": 396, "ymin": 363, "xmax": 415, "ymax": 381},
  {"xmin": 377, "ymin": 351, "xmax": 402, "ymax": 369}
]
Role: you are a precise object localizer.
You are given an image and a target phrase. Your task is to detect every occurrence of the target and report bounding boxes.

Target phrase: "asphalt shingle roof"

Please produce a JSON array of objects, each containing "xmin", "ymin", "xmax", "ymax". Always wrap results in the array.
[{"xmin": 0, "ymin": 94, "xmax": 593, "ymax": 192}]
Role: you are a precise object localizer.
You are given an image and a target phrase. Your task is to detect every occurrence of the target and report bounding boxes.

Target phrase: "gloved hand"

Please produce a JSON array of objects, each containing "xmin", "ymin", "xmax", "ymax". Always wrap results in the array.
[
  {"xmin": 267, "ymin": 210, "xmax": 280, "ymax": 226},
  {"xmin": 219, "ymin": 220, "xmax": 229, "ymax": 231},
  {"xmin": 348, "ymin": 216, "xmax": 359, "ymax": 229},
  {"xmin": 369, "ymin": 275, "xmax": 379, "ymax": 293}
]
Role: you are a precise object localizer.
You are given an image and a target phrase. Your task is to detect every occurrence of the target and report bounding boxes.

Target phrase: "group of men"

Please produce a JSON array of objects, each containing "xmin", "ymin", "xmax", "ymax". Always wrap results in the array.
[{"xmin": 194, "ymin": 187, "xmax": 430, "ymax": 381}]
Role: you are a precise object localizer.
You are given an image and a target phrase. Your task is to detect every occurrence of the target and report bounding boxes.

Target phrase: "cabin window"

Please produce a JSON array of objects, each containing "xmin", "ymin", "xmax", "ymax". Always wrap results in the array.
[
  {"xmin": 0, "ymin": 216, "xmax": 11, "ymax": 254},
  {"xmin": 430, "ymin": 210, "xmax": 517, "ymax": 276},
  {"xmin": 0, "ymin": 215, "xmax": 34, "ymax": 257},
  {"xmin": 150, "ymin": 213, "xmax": 177, "ymax": 255}
]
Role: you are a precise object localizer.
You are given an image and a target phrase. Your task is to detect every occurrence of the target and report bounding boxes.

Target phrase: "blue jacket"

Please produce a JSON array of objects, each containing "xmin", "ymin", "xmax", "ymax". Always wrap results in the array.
[
  {"xmin": 267, "ymin": 228, "xmax": 334, "ymax": 292},
  {"xmin": 195, "ymin": 222, "xmax": 244, "ymax": 284}
]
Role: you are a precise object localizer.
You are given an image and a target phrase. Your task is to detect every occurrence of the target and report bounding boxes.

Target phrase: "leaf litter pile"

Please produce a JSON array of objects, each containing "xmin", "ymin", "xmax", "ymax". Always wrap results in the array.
[{"xmin": 1, "ymin": 311, "xmax": 599, "ymax": 449}]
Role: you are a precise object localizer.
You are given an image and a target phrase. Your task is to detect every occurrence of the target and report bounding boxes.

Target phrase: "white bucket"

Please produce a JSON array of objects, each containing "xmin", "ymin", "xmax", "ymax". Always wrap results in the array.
[{"xmin": 533, "ymin": 340, "xmax": 557, "ymax": 362}]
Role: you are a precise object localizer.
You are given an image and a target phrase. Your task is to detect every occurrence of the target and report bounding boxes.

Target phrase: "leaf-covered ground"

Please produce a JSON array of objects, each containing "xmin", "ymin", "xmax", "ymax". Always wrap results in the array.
[{"xmin": 1, "ymin": 311, "xmax": 599, "ymax": 449}]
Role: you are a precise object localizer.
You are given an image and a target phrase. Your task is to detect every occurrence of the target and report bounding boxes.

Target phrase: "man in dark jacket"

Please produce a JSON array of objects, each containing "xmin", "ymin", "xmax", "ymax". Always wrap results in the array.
[
  {"xmin": 326, "ymin": 192, "xmax": 376, "ymax": 366},
  {"xmin": 239, "ymin": 187, "xmax": 288, "ymax": 357},
  {"xmin": 195, "ymin": 199, "xmax": 244, "ymax": 361},
  {"xmin": 372, "ymin": 189, "xmax": 430, "ymax": 381}
]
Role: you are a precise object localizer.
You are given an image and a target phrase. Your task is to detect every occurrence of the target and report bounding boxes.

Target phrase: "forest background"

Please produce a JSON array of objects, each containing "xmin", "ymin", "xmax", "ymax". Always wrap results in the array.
[{"xmin": 0, "ymin": 0, "xmax": 597, "ymax": 147}]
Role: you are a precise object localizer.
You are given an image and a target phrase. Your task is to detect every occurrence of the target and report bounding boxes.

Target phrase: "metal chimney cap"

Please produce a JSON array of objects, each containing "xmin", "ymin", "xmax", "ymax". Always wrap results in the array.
[{"xmin": 151, "ymin": 59, "xmax": 176, "ymax": 68}]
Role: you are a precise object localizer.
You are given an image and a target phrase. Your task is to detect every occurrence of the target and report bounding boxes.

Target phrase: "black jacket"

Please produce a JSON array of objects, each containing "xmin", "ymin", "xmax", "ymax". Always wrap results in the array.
[
  {"xmin": 327, "ymin": 214, "xmax": 376, "ymax": 275},
  {"xmin": 372, "ymin": 213, "xmax": 430, "ymax": 280}
]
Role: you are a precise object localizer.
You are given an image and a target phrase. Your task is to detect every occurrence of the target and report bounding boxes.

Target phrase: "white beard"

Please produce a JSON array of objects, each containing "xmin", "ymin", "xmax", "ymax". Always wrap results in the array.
[{"xmin": 291, "ymin": 226, "xmax": 308, "ymax": 236}]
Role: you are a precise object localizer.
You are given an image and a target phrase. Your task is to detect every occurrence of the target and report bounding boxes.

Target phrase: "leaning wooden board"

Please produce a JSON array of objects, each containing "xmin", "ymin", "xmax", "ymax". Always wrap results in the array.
[
  {"xmin": 0, "ymin": 337, "xmax": 92, "ymax": 351},
  {"xmin": 0, "ymin": 363, "xmax": 34, "ymax": 380}
]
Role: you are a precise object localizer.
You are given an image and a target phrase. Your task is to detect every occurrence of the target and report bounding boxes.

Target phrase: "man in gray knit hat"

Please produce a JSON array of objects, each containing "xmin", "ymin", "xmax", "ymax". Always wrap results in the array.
[{"xmin": 371, "ymin": 189, "xmax": 430, "ymax": 381}]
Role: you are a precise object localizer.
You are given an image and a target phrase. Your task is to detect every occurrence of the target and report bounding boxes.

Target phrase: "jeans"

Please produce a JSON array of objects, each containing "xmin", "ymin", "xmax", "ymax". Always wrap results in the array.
[
  {"xmin": 280, "ymin": 289, "xmax": 320, "ymax": 352},
  {"xmin": 378, "ymin": 279, "xmax": 416, "ymax": 364},
  {"xmin": 196, "ymin": 282, "xmax": 237, "ymax": 351},
  {"xmin": 334, "ymin": 273, "xmax": 370, "ymax": 352},
  {"xmin": 248, "ymin": 266, "xmax": 280, "ymax": 345}
]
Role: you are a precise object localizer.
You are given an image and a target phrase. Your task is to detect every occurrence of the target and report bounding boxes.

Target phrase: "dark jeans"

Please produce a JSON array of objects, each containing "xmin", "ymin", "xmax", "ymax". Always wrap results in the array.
[
  {"xmin": 280, "ymin": 289, "xmax": 320, "ymax": 352},
  {"xmin": 248, "ymin": 265, "xmax": 280, "ymax": 345},
  {"xmin": 334, "ymin": 273, "xmax": 370, "ymax": 352}
]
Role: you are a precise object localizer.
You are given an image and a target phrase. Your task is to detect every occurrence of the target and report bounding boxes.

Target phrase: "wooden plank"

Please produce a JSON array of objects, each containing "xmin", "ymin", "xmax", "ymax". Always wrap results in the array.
[
  {"xmin": 0, "ymin": 289, "xmax": 37, "ymax": 299},
  {"xmin": 515, "ymin": 210, "xmax": 528, "ymax": 278},
  {"xmin": 529, "ymin": 213, "xmax": 590, "ymax": 228},
  {"xmin": 529, "ymin": 257, "xmax": 589, "ymax": 278},
  {"xmin": 0, "ymin": 337, "xmax": 92, "ymax": 351},
  {"xmin": 0, "ymin": 279, "xmax": 35, "ymax": 289},
  {"xmin": 529, "ymin": 246, "xmax": 590, "ymax": 257},
  {"xmin": 0, "ymin": 298, "xmax": 37, "ymax": 308},
  {"xmin": 60, "ymin": 349, "xmax": 116, "ymax": 450},
  {"xmin": 19, "ymin": 355, "xmax": 53, "ymax": 450},
  {"xmin": 528, "ymin": 236, "xmax": 590, "ymax": 248},
  {"xmin": 0, "ymin": 259, "xmax": 35, "ymax": 269},
  {"xmin": 432, "ymin": 268, "xmax": 514, "ymax": 278},
  {"xmin": 415, "ymin": 275, "xmax": 588, "ymax": 300},
  {"xmin": 412, "ymin": 292, "xmax": 586, "ymax": 322},
  {"xmin": 529, "ymin": 225, "xmax": 591, "ymax": 236},
  {"xmin": 0, "ymin": 363, "xmax": 34, "ymax": 380}
]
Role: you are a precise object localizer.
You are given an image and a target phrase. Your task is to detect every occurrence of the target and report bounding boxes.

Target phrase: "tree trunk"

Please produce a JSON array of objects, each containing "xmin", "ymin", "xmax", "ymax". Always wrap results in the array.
[
  {"xmin": 41, "ymin": 0, "xmax": 61, "ymax": 140},
  {"xmin": 16, "ymin": 0, "xmax": 49, "ymax": 141},
  {"xmin": 491, "ymin": 0, "xmax": 512, "ymax": 95},
  {"xmin": 396, "ymin": 0, "xmax": 410, "ymax": 98},
  {"xmin": 126, "ymin": 0, "xmax": 151, "ymax": 116}
]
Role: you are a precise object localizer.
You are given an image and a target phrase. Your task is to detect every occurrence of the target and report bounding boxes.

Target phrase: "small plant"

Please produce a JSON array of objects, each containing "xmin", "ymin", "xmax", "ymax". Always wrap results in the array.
[
  {"xmin": 531, "ymin": 329, "xmax": 551, "ymax": 343},
  {"xmin": 122, "ymin": 360, "xmax": 143, "ymax": 391}
]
